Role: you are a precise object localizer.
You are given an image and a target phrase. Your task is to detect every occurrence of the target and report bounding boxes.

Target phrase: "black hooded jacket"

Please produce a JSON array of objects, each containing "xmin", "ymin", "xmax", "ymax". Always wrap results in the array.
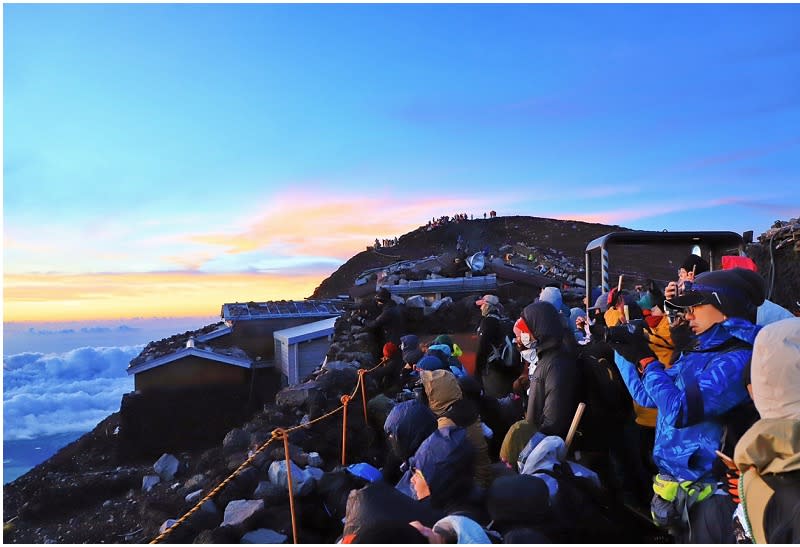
[{"xmin": 522, "ymin": 302, "xmax": 579, "ymax": 439}]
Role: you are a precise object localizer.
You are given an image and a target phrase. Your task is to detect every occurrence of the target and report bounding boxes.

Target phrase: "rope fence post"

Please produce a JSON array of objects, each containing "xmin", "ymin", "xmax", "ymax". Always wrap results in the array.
[
  {"xmin": 358, "ymin": 369, "xmax": 368, "ymax": 421},
  {"xmin": 275, "ymin": 428, "xmax": 299, "ymax": 544},
  {"xmin": 340, "ymin": 395, "xmax": 351, "ymax": 466}
]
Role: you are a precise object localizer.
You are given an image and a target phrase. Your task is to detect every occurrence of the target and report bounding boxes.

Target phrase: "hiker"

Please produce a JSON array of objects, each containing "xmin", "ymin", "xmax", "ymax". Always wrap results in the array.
[
  {"xmin": 384, "ymin": 399, "xmax": 438, "ymax": 493},
  {"xmin": 458, "ymin": 374, "xmax": 522, "ymax": 463},
  {"xmin": 407, "ymin": 426, "xmax": 483, "ymax": 518},
  {"xmin": 474, "ymin": 294, "xmax": 520, "ymax": 398},
  {"xmin": 372, "ymin": 342, "xmax": 404, "ymax": 393},
  {"xmin": 513, "ymin": 302, "xmax": 579, "ymax": 439},
  {"xmin": 363, "ymin": 287, "xmax": 406, "ymax": 351},
  {"xmin": 400, "ymin": 334, "xmax": 424, "ymax": 376},
  {"xmin": 720, "ymin": 255, "xmax": 795, "ymax": 326},
  {"xmin": 430, "ymin": 334, "xmax": 467, "ymax": 378},
  {"xmin": 609, "ymin": 268, "xmax": 766, "ymax": 542},
  {"xmin": 420, "ymin": 370, "xmax": 492, "ymax": 488},
  {"xmin": 733, "ymin": 317, "xmax": 800, "ymax": 543},
  {"xmin": 485, "ymin": 474, "xmax": 555, "ymax": 543}
]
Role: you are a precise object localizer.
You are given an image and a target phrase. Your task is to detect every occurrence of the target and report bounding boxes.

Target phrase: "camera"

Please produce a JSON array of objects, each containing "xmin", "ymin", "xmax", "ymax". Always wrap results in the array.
[{"xmin": 604, "ymin": 319, "xmax": 647, "ymax": 344}]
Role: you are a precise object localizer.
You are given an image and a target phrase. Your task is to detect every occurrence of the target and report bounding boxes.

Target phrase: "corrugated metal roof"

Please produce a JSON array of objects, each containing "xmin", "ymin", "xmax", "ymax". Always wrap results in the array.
[
  {"xmin": 273, "ymin": 317, "xmax": 338, "ymax": 345},
  {"xmin": 127, "ymin": 346, "xmax": 252, "ymax": 376},
  {"xmin": 221, "ymin": 300, "xmax": 346, "ymax": 321},
  {"xmin": 382, "ymin": 274, "xmax": 497, "ymax": 295}
]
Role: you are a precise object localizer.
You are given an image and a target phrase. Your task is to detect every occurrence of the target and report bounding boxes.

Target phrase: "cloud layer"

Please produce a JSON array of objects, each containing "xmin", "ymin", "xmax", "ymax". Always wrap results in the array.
[{"xmin": 3, "ymin": 345, "xmax": 140, "ymax": 440}]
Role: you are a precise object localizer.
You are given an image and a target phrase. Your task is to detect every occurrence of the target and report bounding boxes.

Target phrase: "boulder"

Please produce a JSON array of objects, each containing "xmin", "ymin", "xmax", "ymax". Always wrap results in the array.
[
  {"xmin": 159, "ymin": 519, "xmax": 178, "ymax": 534},
  {"xmin": 222, "ymin": 499, "xmax": 264, "ymax": 527},
  {"xmin": 268, "ymin": 460, "xmax": 315, "ymax": 496},
  {"xmin": 241, "ymin": 528, "xmax": 288, "ymax": 544},
  {"xmin": 222, "ymin": 428, "xmax": 250, "ymax": 456},
  {"xmin": 154, "ymin": 453, "xmax": 179, "ymax": 481},
  {"xmin": 185, "ymin": 489, "xmax": 204, "ymax": 503},
  {"xmin": 404, "ymin": 295, "xmax": 426, "ymax": 308},
  {"xmin": 275, "ymin": 382, "xmax": 319, "ymax": 408},
  {"xmin": 305, "ymin": 466, "xmax": 324, "ymax": 482},
  {"xmin": 253, "ymin": 480, "xmax": 285, "ymax": 502},
  {"xmin": 323, "ymin": 360, "xmax": 359, "ymax": 373},
  {"xmin": 142, "ymin": 474, "xmax": 161, "ymax": 492},
  {"xmin": 307, "ymin": 452, "xmax": 323, "ymax": 468}
]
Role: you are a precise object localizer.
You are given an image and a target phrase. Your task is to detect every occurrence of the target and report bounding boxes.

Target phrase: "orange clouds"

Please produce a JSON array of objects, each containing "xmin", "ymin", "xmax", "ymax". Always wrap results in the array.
[
  {"xmin": 3, "ymin": 271, "xmax": 324, "ymax": 322},
  {"xmin": 186, "ymin": 190, "xmax": 488, "ymax": 260}
]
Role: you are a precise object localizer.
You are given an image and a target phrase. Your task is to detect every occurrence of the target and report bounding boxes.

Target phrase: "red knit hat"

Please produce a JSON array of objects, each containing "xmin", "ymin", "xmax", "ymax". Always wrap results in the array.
[{"xmin": 383, "ymin": 342, "xmax": 399, "ymax": 359}]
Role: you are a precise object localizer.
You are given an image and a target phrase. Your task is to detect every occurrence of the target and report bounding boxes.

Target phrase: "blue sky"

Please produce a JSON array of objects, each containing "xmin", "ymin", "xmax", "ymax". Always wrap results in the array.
[{"xmin": 4, "ymin": 3, "xmax": 800, "ymax": 321}]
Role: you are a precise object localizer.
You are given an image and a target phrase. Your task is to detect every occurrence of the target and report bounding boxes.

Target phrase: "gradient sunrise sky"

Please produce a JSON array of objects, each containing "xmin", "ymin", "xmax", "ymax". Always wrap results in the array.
[{"xmin": 4, "ymin": 3, "xmax": 800, "ymax": 322}]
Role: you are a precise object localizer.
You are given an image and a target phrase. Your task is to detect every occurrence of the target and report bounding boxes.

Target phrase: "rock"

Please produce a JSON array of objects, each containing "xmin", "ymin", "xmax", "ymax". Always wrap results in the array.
[
  {"xmin": 183, "ymin": 473, "xmax": 207, "ymax": 491},
  {"xmin": 430, "ymin": 297, "xmax": 453, "ymax": 312},
  {"xmin": 305, "ymin": 466, "xmax": 324, "ymax": 482},
  {"xmin": 185, "ymin": 489, "xmax": 204, "ymax": 503},
  {"xmin": 159, "ymin": 519, "xmax": 178, "ymax": 534},
  {"xmin": 323, "ymin": 360, "xmax": 359, "ymax": 373},
  {"xmin": 199, "ymin": 499, "xmax": 218, "ymax": 515},
  {"xmin": 142, "ymin": 474, "xmax": 161, "ymax": 492},
  {"xmin": 253, "ymin": 480, "xmax": 285, "ymax": 502},
  {"xmin": 241, "ymin": 528, "xmax": 288, "ymax": 544},
  {"xmin": 226, "ymin": 450, "xmax": 249, "ymax": 472},
  {"xmin": 268, "ymin": 460, "xmax": 315, "ymax": 496},
  {"xmin": 222, "ymin": 428, "xmax": 250, "ymax": 456},
  {"xmin": 275, "ymin": 382, "xmax": 319, "ymax": 408},
  {"xmin": 102, "ymin": 499, "xmax": 112, "ymax": 508},
  {"xmin": 222, "ymin": 499, "xmax": 264, "ymax": 527},
  {"xmin": 154, "ymin": 453, "xmax": 179, "ymax": 481},
  {"xmin": 404, "ymin": 295, "xmax": 426, "ymax": 308},
  {"xmin": 307, "ymin": 452, "xmax": 323, "ymax": 467}
]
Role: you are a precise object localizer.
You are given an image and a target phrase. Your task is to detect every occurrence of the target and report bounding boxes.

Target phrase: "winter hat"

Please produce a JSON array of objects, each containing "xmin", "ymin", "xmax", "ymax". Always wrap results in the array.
[
  {"xmin": 538, "ymin": 286, "xmax": 563, "ymax": 311},
  {"xmin": 750, "ymin": 317, "xmax": 800, "ymax": 420},
  {"xmin": 416, "ymin": 355, "xmax": 446, "ymax": 372},
  {"xmin": 427, "ymin": 344, "xmax": 452, "ymax": 358},
  {"xmin": 432, "ymin": 334, "xmax": 454, "ymax": 349},
  {"xmin": 383, "ymin": 342, "xmax": 399, "ymax": 359},
  {"xmin": 667, "ymin": 268, "xmax": 766, "ymax": 321},
  {"xmin": 475, "ymin": 295, "xmax": 500, "ymax": 307},
  {"xmin": 590, "ymin": 292, "xmax": 609, "ymax": 313},
  {"xmin": 400, "ymin": 334, "xmax": 420, "ymax": 351},
  {"xmin": 680, "ymin": 254, "xmax": 710, "ymax": 276}
]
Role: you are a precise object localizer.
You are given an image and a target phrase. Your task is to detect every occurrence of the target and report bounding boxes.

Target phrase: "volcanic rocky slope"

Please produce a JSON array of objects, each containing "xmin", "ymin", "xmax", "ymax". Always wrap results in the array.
[{"xmin": 4, "ymin": 216, "xmax": 798, "ymax": 544}]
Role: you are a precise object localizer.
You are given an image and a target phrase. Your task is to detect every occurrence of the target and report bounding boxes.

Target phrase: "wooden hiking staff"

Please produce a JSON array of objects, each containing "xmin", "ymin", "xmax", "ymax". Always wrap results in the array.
[{"xmin": 565, "ymin": 402, "xmax": 586, "ymax": 451}]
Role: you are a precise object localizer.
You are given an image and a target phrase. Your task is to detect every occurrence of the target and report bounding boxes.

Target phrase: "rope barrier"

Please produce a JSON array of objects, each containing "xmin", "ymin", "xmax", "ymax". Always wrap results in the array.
[
  {"xmin": 276, "ymin": 428, "xmax": 299, "ymax": 544},
  {"xmin": 150, "ymin": 354, "xmax": 389, "ymax": 543}
]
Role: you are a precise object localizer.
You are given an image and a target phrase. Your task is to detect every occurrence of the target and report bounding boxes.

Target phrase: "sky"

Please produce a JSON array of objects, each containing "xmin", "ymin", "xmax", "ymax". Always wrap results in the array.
[{"xmin": 4, "ymin": 3, "xmax": 800, "ymax": 323}]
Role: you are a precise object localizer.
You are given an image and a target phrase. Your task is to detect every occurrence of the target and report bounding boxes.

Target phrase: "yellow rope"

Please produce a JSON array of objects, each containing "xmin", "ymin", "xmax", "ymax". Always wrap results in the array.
[{"xmin": 149, "ymin": 356, "xmax": 387, "ymax": 543}]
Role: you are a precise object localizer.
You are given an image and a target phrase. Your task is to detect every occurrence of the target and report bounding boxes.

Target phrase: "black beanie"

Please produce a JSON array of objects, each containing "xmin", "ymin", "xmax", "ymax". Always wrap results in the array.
[{"xmin": 670, "ymin": 268, "xmax": 765, "ymax": 322}]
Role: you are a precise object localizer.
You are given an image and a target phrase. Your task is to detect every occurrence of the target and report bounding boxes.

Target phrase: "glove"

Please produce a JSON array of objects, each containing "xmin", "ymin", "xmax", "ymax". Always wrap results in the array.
[
  {"xmin": 669, "ymin": 321, "xmax": 693, "ymax": 352},
  {"xmin": 609, "ymin": 328, "xmax": 656, "ymax": 366}
]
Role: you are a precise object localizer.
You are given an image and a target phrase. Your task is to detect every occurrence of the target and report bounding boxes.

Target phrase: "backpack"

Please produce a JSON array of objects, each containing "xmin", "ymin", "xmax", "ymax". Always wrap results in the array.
[{"xmin": 487, "ymin": 319, "xmax": 518, "ymax": 368}]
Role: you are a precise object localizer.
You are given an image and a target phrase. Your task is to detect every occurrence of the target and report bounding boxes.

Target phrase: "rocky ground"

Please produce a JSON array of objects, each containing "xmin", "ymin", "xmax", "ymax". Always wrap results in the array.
[{"xmin": 4, "ymin": 215, "xmax": 797, "ymax": 544}]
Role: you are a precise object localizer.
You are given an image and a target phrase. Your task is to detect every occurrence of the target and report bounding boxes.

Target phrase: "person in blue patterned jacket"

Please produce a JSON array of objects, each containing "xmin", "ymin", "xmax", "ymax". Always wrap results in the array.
[{"xmin": 608, "ymin": 267, "xmax": 766, "ymax": 542}]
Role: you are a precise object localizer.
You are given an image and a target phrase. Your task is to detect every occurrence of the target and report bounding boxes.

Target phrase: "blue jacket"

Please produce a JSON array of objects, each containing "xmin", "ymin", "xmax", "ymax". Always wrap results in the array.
[{"xmin": 615, "ymin": 318, "xmax": 761, "ymax": 482}]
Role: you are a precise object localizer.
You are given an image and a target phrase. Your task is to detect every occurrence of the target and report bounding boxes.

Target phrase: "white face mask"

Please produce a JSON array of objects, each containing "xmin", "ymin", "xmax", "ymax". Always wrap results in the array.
[
  {"xmin": 520, "ymin": 347, "xmax": 538, "ymax": 365},
  {"xmin": 519, "ymin": 332, "xmax": 536, "ymax": 349}
]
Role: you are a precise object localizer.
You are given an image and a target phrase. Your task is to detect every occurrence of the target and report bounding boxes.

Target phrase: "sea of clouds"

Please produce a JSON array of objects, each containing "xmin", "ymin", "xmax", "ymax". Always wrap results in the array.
[{"xmin": 3, "ymin": 345, "xmax": 141, "ymax": 440}]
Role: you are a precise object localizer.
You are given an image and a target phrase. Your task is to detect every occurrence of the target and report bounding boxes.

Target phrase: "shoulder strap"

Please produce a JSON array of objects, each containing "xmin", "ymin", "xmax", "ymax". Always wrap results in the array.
[{"xmin": 741, "ymin": 467, "xmax": 775, "ymax": 544}]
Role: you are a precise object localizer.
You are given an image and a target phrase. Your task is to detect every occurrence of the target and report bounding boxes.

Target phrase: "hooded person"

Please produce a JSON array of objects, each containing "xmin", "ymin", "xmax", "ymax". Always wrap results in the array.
[
  {"xmin": 385, "ymin": 400, "xmax": 438, "ymax": 493},
  {"xmin": 408, "ymin": 426, "xmax": 478, "ymax": 514},
  {"xmin": 420, "ymin": 369, "xmax": 492, "ymax": 488},
  {"xmin": 372, "ymin": 341, "xmax": 404, "ymax": 392},
  {"xmin": 733, "ymin": 317, "xmax": 800, "ymax": 544},
  {"xmin": 486, "ymin": 474, "xmax": 554, "ymax": 542},
  {"xmin": 610, "ymin": 268, "xmax": 766, "ymax": 542},
  {"xmin": 400, "ymin": 334, "xmax": 424, "ymax": 368},
  {"xmin": 517, "ymin": 302, "xmax": 579, "ymax": 439},
  {"xmin": 474, "ymin": 294, "xmax": 520, "ymax": 398}
]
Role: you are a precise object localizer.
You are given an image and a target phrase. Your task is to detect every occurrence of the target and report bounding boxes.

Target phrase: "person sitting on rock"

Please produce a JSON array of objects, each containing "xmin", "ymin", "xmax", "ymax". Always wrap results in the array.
[
  {"xmin": 421, "ymin": 369, "xmax": 492, "ymax": 488},
  {"xmin": 430, "ymin": 334, "xmax": 466, "ymax": 378}
]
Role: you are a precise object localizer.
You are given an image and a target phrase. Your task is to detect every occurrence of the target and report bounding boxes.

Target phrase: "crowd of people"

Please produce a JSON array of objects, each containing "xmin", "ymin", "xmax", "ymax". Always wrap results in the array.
[
  {"xmin": 345, "ymin": 254, "xmax": 799, "ymax": 544},
  {"xmin": 423, "ymin": 211, "xmax": 497, "ymax": 231}
]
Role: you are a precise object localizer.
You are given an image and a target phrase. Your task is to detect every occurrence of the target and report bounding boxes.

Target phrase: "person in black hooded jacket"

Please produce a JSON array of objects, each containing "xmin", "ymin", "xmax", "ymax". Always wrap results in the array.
[{"xmin": 518, "ymin": 301, "xmax": 579, "ymax": 439}]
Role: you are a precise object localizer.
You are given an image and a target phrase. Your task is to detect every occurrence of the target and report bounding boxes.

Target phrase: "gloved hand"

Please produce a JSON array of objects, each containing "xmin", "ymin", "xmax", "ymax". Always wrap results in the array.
[
  {"xmin": 608, "ymin": 327, "xmax": 656, "ymax": 366},
  {"xmin": 669, "ymin": 320, "xmax": 693, "ymax": 352}
]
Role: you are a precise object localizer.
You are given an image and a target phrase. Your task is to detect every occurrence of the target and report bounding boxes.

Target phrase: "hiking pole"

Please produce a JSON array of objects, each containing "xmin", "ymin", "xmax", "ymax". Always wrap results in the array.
[{"xmin": 565, "ymin": 402, "xmax": 586, "ymax": 451}]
